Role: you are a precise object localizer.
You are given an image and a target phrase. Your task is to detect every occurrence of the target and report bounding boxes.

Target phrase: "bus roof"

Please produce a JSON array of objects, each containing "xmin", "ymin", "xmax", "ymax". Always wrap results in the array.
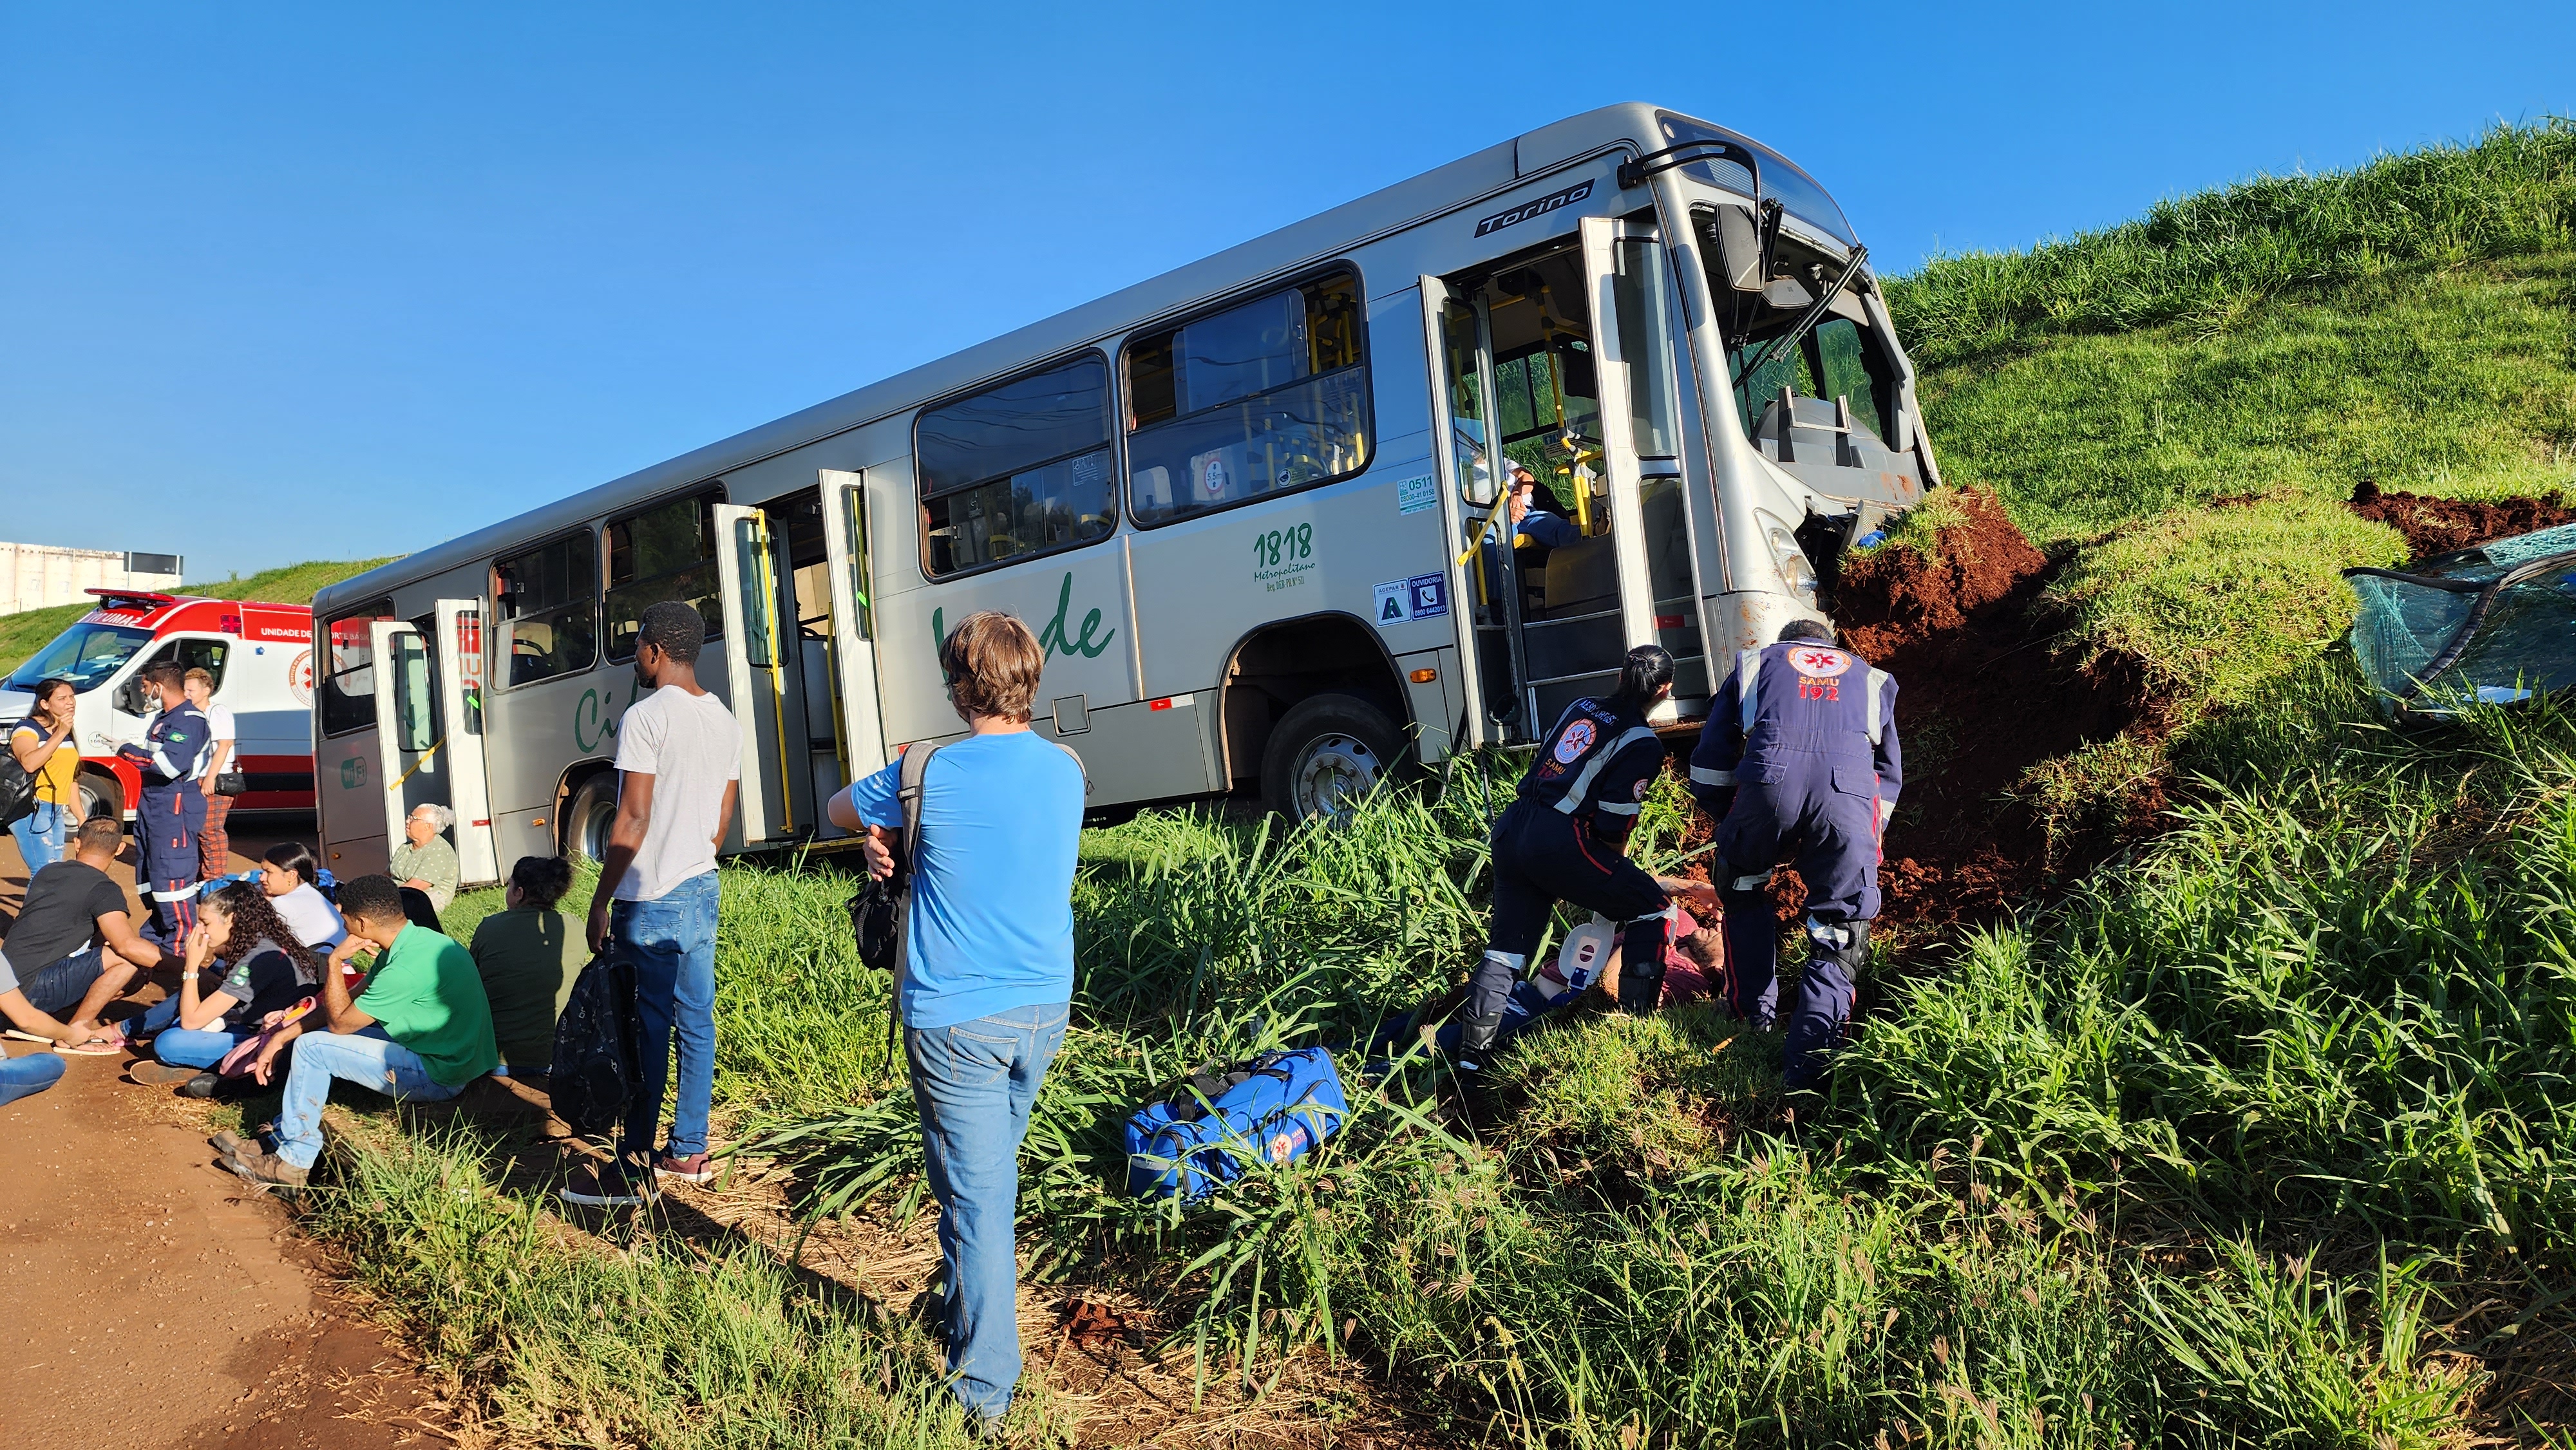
[{"xmin": 316, "ymin": 102, "xmax": 1844, "ymax": 619}]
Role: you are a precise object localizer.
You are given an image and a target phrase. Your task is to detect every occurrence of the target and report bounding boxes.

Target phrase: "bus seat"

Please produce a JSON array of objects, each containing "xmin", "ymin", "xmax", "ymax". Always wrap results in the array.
[{"xmin": 1544, "ymin": 533, "xmax": 1620, "ymax": 619}]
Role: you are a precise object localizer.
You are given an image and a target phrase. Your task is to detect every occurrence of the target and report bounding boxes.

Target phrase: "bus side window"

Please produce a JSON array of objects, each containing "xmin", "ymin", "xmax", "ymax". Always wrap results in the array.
[
  {"xmin": 916, "ymin": 353, "xmax": 1117, "ymax": 579},
  {"xmin": 498, "ymin": 530, "xmax": 600, "ymax": 686},
  {"xmin": 604, "ymin": 493, "xmax": 724, "ymax": 661},
  {"xmin": 319, "ymin": 601, "xmax": 394, "ymax": 736},
  {"xmin": 1124, "ymin": 270, "xmax": 1370, "ymax": 527}
]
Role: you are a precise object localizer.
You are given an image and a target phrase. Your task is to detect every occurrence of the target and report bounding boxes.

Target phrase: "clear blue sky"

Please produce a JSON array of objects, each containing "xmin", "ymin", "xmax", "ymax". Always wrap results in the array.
[{"xmin": 5, "ymin": 1, "xmax": 2570, "ymax": 581}]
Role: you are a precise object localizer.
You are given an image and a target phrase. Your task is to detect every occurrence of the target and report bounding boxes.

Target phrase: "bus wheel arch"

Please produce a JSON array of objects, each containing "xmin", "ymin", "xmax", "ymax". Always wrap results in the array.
[
  {"xmin": 1217, "ymin": 612, "xmax": 1414, "ymax": 819},
  {"xmin": 75, "ymin": 767, "xmax": 126, "ymax": 825},
  {"xmin": 557, "ymin": 764, "xmax": 619, "ymax": 863}
]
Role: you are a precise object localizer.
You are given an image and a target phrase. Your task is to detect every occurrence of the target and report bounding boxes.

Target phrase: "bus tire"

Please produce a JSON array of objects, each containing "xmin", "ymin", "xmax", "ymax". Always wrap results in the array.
[
  {"xmin": 76, "ymin": 770, "xmax": 124, "ymax": 825},
  {"xmin": 564, "ymin": 773, "xmax": 619, "ymax": 863},
  {"xmin": 1262, "ymin": 693, "xmax": 1403, "ymax": 823}
]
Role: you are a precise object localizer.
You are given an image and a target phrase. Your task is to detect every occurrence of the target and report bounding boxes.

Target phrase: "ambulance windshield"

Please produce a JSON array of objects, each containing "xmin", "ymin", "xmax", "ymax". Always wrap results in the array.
[{"xmin": 4, "ymin": 621, "xmax": 153, "ymax": 693}]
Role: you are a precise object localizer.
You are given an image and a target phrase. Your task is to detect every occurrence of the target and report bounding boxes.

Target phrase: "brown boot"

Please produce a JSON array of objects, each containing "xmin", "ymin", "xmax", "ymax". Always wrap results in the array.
[{"xmin": 222, "ymin": 1149, "xmax": 309, "ymax": 1191}]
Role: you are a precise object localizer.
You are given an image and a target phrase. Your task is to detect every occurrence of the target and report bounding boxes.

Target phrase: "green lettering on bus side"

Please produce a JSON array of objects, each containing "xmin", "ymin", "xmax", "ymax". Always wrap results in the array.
[{"xmin": 929, "ymin": 572, "xmax": 1116, "ymax": 663}]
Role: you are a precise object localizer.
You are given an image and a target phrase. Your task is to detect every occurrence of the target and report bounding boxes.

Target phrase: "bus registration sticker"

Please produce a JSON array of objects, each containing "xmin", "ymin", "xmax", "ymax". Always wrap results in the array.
[{"xmin": 1396, "ymin": 474, "xmax": 1436, "ymax": 515}]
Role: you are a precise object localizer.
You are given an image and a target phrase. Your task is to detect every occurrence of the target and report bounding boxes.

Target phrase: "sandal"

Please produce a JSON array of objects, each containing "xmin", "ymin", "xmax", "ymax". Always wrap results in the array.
[{"xmin": 53, "ymin": 1037, "xmax": 124, "ymax": 1057}]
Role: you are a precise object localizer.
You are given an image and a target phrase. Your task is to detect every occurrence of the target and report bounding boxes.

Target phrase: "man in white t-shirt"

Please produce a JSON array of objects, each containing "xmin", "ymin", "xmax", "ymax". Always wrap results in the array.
[
  {"xmin": 185, "ymin": 668, "xmax": 237, "ymax": 881},
  {"xmin": 562, "ymin": 601, "xmax": 740, "ymax": 1207}
]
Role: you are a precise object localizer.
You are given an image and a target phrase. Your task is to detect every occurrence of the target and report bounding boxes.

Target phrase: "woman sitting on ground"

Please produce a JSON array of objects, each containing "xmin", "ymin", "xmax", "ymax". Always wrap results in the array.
[
  {"xmin": 122, "ymin": 881, "xmax": 319, "ymax": 1097},
  {"xmin": 258, "ymin": 841, "xmax": 348, "ymax": 950},
  {"xmin": 468, "ymin": 855, "xmax": 587, "ymax": 1077}
]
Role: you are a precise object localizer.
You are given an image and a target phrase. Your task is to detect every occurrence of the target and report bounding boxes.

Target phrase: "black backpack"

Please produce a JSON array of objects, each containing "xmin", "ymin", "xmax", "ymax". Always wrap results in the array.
[{"xmin": 548, "ymin": 951, "xmax": 642, "ymax": 1139}]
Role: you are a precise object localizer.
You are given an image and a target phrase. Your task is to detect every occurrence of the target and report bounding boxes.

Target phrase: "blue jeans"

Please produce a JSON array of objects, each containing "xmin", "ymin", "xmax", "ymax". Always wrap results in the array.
[
  {"xmin": 10, "ymin": 800, "xmax": 68, "ymax": 874},
  {"xmin": 125, "ymin": 992, "xmax": 254, "ymax": 1068},
  {"xmin": 0, "ymin": 1052, "xmax": 66, "ymax": 1106},
  {"xmin": 907, "ymin": 1002, "xmax": 1068, "ymax": 1422},
  {"xmin": 272, "ymin": 1026, "xmax": 463, "ymax": 1169},
  {"xmin": 615, "ymin": 871, "xmax": 719, "ymax": 1162}
]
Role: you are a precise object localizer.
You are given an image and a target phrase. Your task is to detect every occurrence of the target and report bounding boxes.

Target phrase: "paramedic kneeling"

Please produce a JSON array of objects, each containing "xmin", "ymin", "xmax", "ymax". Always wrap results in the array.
[
  {"xmin": 118, "ymin": 661, "xmax": 212, "ymax": 946},
  {"xmin": 827, "ymin": 610, "xmax": 1084, "ymax": 1435},
  {"xmin": 1687, "ymin": 618, "xmax": 1901, "ymax": 1091},
  {"xmin": 1463, "ymin": 645, "xmax": 1677, "ymax": 1072}
]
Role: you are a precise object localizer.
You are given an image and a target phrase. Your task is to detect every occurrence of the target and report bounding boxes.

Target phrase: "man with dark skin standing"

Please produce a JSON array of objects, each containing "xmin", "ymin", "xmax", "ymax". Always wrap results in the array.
[{"xmin": 561, "ymin": 601, "xmax": 739, "ymax": 1206}]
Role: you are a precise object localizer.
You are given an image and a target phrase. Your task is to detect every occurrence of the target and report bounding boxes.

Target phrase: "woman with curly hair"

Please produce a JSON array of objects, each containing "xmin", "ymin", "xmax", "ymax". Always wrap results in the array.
[{"xmin": 120, "ymin": 880, "xmax": 319, "ymax": 1097}]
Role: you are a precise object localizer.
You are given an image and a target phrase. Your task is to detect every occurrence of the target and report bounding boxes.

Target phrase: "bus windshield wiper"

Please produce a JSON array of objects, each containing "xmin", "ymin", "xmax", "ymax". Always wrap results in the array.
[{"xmin": 1731, "ymin": 243, "xmax": 1869, "ymax": 395}]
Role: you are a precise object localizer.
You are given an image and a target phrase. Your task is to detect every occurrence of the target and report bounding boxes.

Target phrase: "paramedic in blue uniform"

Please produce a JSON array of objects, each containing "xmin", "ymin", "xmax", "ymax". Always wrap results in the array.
[
  {"xmin": 118, "ymin": 661, "xmax": 213, "ymax": 946},
  {"xmin": 1459, "ymin": 645, "xmax": 1676, "ymax": 1071},
  {"xmin": 1687, "ymin": 619, "xmax": 1902, "ymax": 1090}
]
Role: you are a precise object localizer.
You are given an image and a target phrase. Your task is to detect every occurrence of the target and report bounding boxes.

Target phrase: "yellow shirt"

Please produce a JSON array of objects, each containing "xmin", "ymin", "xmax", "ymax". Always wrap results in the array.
[{"xmin": 12, "ymin": 723, "xmax": 76, "ymax": 804}]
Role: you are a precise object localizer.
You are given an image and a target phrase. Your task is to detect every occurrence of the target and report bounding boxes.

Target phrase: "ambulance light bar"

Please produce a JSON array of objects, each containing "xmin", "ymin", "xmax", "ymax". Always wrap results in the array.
[{"xmin": 84, "ymin": 587, "xmax": 183, "ymax": 611}]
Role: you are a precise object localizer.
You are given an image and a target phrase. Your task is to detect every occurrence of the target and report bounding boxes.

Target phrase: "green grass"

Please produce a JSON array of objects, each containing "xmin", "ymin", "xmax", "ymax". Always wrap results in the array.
[
  {"xmin": 272, "ymin": 126, "xmax": 2576, "ymax": 1445},
  {"xmin": 0, "ymin": 556, "xmax": 392, "ymax": 674}
]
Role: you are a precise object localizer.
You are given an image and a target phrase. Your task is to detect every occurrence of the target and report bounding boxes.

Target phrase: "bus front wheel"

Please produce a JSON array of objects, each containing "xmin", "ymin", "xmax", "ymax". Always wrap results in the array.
[
  {"xmin": 564, "ymin": 773, "xmax": 619, "ymax": 863},
  {"xmin": 1262, "ymin": 693, "xmax": 1401, "ymax": 824}
]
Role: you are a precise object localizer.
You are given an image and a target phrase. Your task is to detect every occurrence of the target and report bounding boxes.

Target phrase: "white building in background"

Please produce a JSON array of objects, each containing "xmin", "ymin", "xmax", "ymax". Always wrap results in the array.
[{"xmin": 1, "ymin": 542, "xmax": 185, "ymax": 614}]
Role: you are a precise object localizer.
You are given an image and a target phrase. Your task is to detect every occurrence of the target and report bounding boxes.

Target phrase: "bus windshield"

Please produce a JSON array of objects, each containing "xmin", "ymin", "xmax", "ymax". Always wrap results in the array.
[{"xmin": 4, "ymin": 621, "xmax": 154, "ymax": 693}]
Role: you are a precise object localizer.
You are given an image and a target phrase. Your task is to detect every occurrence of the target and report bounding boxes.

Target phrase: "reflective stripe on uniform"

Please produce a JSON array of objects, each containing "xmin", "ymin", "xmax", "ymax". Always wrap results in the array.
[
  {"xmin": 150, "ymin": 881, "xmax": 202, "ymax": 903},
  {"xmin": 1728, "ymin": 869, "xmax": 1774, "ymax": 892},
  {"xmin": 1689, "ymin": 765, "xmax": 1734, "ymax": 786},
  {"xmin": 1865, "ymin": 667, "xmax": 1889, "ymax": 746},
  {"xmin": 1549, "ymin": 725, "xmax": 1662, "ymax": 815},
  {"xmin": 1736, "ymin": 647, "xmax": 1763, "ymax": 736},
  {"xmin": 1594, "ymin": 800, "xmax": 1641, "ymax": 816}
]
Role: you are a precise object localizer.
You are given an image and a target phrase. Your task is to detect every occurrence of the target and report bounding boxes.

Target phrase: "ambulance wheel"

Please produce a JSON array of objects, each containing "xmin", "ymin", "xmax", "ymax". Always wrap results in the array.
[
  {"xmin": 1262, "ymin": 694, "xmax": 1403, "ymax": 824},
  {"xmin": 565, "ymin": 773, "xmax": 619, "ymax": 863},
  {"xmin": 76, "ymin": 771, "xmax": 123, "ymax": 825}
]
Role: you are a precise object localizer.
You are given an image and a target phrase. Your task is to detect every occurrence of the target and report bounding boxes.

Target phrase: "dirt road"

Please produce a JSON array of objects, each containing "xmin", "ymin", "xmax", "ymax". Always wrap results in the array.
[{"xmin": 0, "ymin": 818, "xmax": 444, "ymax": 1449}]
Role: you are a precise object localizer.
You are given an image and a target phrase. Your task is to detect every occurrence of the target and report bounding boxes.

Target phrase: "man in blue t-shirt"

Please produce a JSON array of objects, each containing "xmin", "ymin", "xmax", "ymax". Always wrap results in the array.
[{"xmin": 828, "ymin": 610, "xmax": 1083, "ymax": 1433}]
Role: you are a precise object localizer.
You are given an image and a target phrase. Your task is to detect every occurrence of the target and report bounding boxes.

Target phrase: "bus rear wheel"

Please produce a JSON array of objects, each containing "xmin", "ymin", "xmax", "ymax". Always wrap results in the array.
[
  {"xmin": 1262, "ymin": 694, "xmax": 1402, "ymax": 824},
  {"xmin": 564, "ymin": 773, "xmax": 618, "ymax": 863}
]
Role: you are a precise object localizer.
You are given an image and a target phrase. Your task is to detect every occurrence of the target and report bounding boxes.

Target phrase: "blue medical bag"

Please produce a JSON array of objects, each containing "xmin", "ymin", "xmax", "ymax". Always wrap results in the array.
[{"xmin": 1123, "ymin": 1047, "xmax": 1349, "ymax": 1201}]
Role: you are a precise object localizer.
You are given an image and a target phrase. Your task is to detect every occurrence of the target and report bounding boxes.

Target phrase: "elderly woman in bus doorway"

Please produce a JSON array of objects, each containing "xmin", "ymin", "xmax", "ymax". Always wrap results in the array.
[{"xmin": 391, "ymin": 804, "xmax": 460, "ymax": 915}]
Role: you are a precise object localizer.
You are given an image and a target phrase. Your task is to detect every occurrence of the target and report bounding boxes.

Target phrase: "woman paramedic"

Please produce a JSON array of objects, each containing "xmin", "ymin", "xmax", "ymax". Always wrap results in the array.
[{"xmin": 1456, "ymin": 644, "xmax": 1678, "ymax": 1072}]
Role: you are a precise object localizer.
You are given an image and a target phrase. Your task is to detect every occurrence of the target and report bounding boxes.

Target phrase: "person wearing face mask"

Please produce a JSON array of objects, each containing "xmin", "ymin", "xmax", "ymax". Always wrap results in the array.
[{"xmin": 116, "ymin": 661, "xmax": 211, "ymax": 946}]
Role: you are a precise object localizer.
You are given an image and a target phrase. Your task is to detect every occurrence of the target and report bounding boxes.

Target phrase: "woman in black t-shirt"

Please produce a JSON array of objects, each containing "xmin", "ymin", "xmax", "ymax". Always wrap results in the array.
[{"xmin": 120, "ymin": 883, "xmax": 319, "ymax": 1087}]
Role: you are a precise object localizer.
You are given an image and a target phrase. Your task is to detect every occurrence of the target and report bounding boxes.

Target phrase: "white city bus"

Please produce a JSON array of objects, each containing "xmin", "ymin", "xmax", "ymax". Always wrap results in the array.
[{"xmin": 309, "ymin": 102, "xmax": 1940, "ymax": 886}]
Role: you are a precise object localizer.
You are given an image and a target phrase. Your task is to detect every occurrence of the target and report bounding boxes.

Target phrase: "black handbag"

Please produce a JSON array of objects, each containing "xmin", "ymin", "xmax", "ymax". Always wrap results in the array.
[
  {"xmin": 213, "ymin": 769, "xmax": 249, "ymax": 797},
  {"xmin": 848, "ymin": 742, "xmax": 942, "ymax": 974}
]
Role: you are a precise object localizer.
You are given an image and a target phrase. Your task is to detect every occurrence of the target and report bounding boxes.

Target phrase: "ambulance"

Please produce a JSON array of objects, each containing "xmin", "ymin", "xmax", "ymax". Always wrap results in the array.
[{"xmin": 0, "ymin": 589, "xmax": 318, "ymax": 823}]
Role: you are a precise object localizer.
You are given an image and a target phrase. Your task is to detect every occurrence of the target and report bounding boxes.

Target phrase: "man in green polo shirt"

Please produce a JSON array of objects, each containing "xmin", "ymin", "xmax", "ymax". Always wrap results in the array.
[{"xmin": 222, "ymin": 874, "xmax": 497, "ymax": 1190}]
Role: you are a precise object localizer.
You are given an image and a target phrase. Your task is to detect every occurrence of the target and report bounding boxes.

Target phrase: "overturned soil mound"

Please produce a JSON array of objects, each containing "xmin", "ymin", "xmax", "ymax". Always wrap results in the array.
[
  {"xmin": 2349, "ymin": 480, "xmax": 2576, "ymax": 560},
  {"xmin": 1679, "ymin": 488, "xmax": 2174, "ymax": 941}
]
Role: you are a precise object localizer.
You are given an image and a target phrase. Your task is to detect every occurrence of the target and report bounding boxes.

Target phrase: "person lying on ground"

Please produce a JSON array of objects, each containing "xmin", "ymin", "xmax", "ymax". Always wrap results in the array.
[
  {"xmin": 258, "ymin": 841, "xmax": 347, "ymax": 950},
  {"xmin": 0, "ymin": 816, "xmax": 164, "ymax": 1050},
  {"xmin": 469, "ymin": 855, "xmax": 586, "ymax": 1077},
  {"xmin": 390, "ymin": 804, "xmax": 461, "ymax": 914},
  {"xmin": 120, "ymin": 880, "xmax": 321, "ymax": 1097},
  {"xmin": 218, "ymin": 873, "xmax": 498, "ymax": 1191}
]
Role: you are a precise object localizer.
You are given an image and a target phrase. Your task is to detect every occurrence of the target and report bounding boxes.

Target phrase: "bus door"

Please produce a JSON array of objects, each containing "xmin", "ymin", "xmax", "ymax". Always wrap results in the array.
[
  {"xmin": 1421, "ymin": 276, "xmax": 1520, "ymax": 747},
  {"xmin": 430, "ymin": 599, "xmax": 500, "ymax": 888},
  {"xmin": 817, "ymin": 470, "xmax": 889, "ymax": 828},
  {"xmin": 1431, "ymin": 232, "xmax": 1661, "ymax": 731},
  {"xmin": 1577, "ymin": 214, "xmax": 1712, "ymax": 716},
  {"xmin": 368, "ymin": 621, "xmax": 450, "ymax": 853},
  {"xmin": 712, "ymin": 502, "xmax": 794, "ymax": 848}
]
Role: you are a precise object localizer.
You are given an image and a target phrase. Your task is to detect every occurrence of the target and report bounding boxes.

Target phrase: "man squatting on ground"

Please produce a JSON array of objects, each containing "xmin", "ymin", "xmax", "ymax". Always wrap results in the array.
[
  {"xmin": 1461, "ymin": 645, "xmax": 1680, "ymax": 1071},
  {"xmin": 561, "ymin": 600, "xmax": 739, "ymax": 1205},
  {"xmin": 218, "ymin": 873, "xmax": 500, "ymax": 1188},
  {"xmin": 1688, "ymin": 617, "xmax": 1902, "ymax": 1089},
  {"xmin": 829, "ymin": 610, "xmax": 1086, "ymax": 1432},
  {"xmin": 121, "ymin": 661, "xmax": 213, "ymax": 947}
]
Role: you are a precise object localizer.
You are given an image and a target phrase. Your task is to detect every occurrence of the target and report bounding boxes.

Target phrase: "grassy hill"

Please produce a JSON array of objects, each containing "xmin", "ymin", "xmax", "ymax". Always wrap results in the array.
[
  {"xmin": 258, "ymin": 126, "xmax": 2576, "ymax": 1446},
  {"xmin": 0, "ymin": 557, "xmax": 392, "ymax": 676}
]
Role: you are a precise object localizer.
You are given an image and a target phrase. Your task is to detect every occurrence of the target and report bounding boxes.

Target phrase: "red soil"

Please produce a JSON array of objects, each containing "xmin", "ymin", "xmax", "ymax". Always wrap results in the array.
[
  {"xmin": 1676, "ymin": 487, "xmax": 2171, "ymax": 943},
  {"xmin": 2348, "ymin": 480, "xmax": 2576, "ymax": 561}
]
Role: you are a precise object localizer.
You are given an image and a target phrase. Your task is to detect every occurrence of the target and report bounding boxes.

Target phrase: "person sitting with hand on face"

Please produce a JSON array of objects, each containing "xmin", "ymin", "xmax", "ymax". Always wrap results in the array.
[
  {"xmin": 217, "ymin": 873, "xmax": 497, "ymax": 1191},
  {"xmin": 118, "ymin": 879, "xmax": 320, "ymax": 1097}
]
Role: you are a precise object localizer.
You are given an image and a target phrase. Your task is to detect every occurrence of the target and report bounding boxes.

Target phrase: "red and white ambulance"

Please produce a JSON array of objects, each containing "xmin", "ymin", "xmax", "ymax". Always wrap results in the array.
[{"xmin": 0, "ymin": 589, "xmax": 317, "ymax": 821}]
